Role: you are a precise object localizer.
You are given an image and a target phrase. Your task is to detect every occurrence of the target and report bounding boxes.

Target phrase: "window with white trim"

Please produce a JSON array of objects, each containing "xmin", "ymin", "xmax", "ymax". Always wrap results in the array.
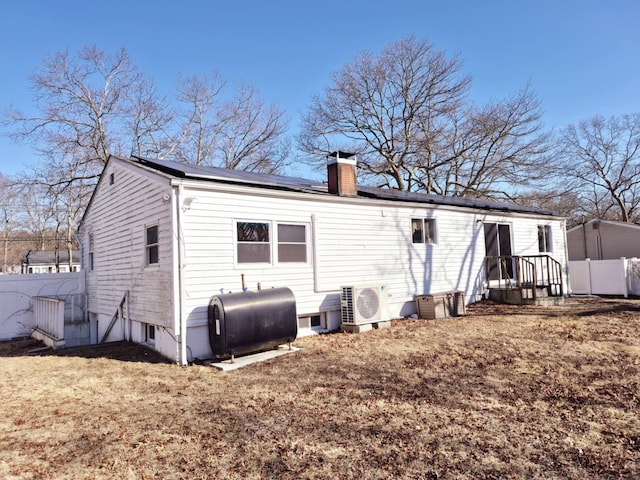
[
  {"xmin": 538, "ymin": 225, "xmax": 552, "ymax": 252},
  {"xmin": 277, "ymin": 224, "xmax": 307, "ymax": 263},
  {"xmin": 146, "ymin": 224, "xmax": 159, "ymax": 265},
  {"xmin": 412, "ymin": 218, "xmax": 437, "ymax": 244},
  {"xmin": 88, "ymin": 234, "xmax": 94, "ymax": 271},
  {"xmin": 236, "ymin": 221, "xmax": 308, "ymax": 264}
]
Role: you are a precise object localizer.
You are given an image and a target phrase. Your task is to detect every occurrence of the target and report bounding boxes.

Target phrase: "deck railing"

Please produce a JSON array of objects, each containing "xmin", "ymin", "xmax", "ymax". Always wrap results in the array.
[
  {"xmin": 485, "ymin": 255, "xmax": 564, "ymax": 300},
  {"xmin": 32, "ymin": 296, "xmax": 65, "ymax": 348}
]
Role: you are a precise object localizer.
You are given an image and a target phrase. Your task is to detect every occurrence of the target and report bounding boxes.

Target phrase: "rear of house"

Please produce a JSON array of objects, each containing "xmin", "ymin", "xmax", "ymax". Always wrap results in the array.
[{"xmin": 79, "ymin": 155, "xmax": 568, "ymax": 364}]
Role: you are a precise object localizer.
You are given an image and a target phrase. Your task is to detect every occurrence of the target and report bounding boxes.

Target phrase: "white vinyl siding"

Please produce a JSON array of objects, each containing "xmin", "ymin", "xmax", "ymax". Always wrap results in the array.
[
  {"xmin": 177, "ymin": 183, "xmax": 566, "ymax": 334},
  {"xmin": 82, "ymin": 161, "xmax": 175, "ymax": 348}
]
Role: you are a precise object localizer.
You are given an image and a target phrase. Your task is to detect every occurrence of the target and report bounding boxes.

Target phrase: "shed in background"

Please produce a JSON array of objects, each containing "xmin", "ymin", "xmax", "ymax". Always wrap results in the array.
[{"xmin": 567, "ymin": 219, "xmax": 640, "ymax": 261}]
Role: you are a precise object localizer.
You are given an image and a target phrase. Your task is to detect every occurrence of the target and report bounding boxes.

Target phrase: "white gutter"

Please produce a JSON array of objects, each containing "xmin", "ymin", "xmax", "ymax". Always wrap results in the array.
[{"xmin": 74, "ymin": 227, "xmax": 88, "ymax": 322}]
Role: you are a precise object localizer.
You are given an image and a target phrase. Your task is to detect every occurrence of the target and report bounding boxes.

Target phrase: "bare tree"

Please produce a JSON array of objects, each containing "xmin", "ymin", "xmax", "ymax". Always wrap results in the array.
[
  {"xmin": 0, "ymin": 175, "xmax": 22, "ymax": 273},
  {"xmin": 49, "ymin": 190, "xmax": 82, "ymax": 271},
  {"xmin": 174, "ymin": 73, "xmax": 227, "ymax": 166},
  {"xmin": 433, "ymin": 87, "xmax": 553, "ymax": 198},
  {"xmin": 175, "ymin": 75, "xmax": 289, "ymax": 173},
  {"xmin": 2, "ymin": 45, "xmax": 167, "ymax": 193},
  {"xmin": 217, "ymin": 84, "xmax": 289, "ymax": 173},
  {"xmin": 127, "ymin": 78, "xmax": 177, "ymax": 159},
  {"xmin": 558, "ymin": 113, "xmax": 640, "ymax": 222},
  {"xmin": 299, "ymin": 35, "xmax": 470, "ymax": 191},
  {"xmin": 517, "ymin": 187, "xmax": 584, "ymax": 225},
  {"xmin": 1, "ymin": 45, "xmax": 291, "ymax": 235},
  {"xmin": 17, "ymin": 182, "xmax": 55, "ymax": 251},
  {"xmin": 299, "ymin": 36, "xmax": 552, "ymax": 198}
]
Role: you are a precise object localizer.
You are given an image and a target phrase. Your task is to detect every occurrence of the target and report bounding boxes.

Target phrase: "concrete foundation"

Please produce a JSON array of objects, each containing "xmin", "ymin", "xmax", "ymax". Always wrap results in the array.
[{"xmin": 341, "ymin": 320, "xmax": 391, "ymax": 333}]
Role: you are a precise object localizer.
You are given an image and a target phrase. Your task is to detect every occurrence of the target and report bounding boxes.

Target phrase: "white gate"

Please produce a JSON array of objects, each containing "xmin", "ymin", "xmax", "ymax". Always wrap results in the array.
[{"xmin": 628, "ymin": 260, "xmax": 640, "ymax": 296}]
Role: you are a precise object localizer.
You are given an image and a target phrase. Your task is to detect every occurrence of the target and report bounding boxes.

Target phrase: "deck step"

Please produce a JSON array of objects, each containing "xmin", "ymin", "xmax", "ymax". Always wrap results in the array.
[{"xmin": 489, "ymin": 288, "xmax": 563, "ymax": 306}]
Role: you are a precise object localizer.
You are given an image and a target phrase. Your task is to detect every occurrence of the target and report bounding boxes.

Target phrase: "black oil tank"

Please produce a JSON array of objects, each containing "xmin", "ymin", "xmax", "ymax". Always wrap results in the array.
[{"xmin": 207, "ymin": 287, "xmax": 297, "ymax": 359}]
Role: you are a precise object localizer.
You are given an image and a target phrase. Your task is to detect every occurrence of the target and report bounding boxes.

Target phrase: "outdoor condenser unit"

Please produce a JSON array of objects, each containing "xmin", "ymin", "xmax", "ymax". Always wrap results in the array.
[{"xmin": 340, "ymin": 285, "xmax": 389, "ymax": 325}]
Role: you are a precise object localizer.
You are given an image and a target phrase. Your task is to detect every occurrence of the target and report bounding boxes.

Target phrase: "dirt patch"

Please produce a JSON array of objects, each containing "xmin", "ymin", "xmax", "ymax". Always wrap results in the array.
[
  {"xmin": 0, "ymin": 338, "xmax": 171, "ymax": 363},
  {"xmin": 1, "ymin": 297, "xmax": 639, "ymax": 479}
]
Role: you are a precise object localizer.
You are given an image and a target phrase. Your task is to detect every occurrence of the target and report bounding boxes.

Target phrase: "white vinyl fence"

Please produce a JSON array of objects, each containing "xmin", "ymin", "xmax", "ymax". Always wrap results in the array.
[
  {"xmin": 0, "ymin": 272, "xmax": 85, "ymax": 341},
  {"xmin": 569, "ymin": 257, "xmax": 640, "ymax": 297}
]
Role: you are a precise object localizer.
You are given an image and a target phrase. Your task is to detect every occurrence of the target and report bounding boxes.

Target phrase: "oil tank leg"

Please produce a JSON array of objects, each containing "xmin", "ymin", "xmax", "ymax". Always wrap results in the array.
[{"xmin": 230, "ymin": 352, "xmax": 235, "ymax": 364}]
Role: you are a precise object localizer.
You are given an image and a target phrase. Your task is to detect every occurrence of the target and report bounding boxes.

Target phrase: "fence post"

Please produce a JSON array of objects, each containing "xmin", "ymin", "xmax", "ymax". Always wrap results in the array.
[
  {"xmin": 586, "ymin": 258, "xmax": 592, "ymax": 296},
  {"xmin": 621, "ymin": 257, "xmax": 629, "ymax": 298},
  {"xmin": 56, "ymin": 300, "xmax": 65, "ymax": 339}
]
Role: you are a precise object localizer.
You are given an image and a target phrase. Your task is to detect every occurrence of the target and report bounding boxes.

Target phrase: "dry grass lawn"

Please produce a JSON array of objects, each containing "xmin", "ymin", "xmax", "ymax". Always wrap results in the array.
[{"xmin": 1, "ymin": 297, "xmax": 639, "ymax": 479}]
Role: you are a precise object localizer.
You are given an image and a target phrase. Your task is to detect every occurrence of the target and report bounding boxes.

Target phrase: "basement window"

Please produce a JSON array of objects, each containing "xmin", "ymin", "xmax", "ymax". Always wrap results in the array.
[
  {"xmin": 298, "ymin": 314, "xmax": 324, "ymax": 330},
  {"xmin": 538, "ymin": 225, "xmax": 552, "ymax": 253},
  {"xmin": 144, "ymin": 324, "xmax": 155, "ymax": 345},
  {"xmin": 412, "ymin": 218, "xmax": 437, "ymax": 244}
]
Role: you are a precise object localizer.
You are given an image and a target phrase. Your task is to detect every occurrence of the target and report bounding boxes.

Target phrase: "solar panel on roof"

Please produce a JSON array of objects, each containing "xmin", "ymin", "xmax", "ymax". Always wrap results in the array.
[
  {"xmin": 129, "ymin": 155, "xmax": 553, "ymax": 216},
  {"xmin": 133, "ymin": 156, "xmax": 322, "ymax": 189}
]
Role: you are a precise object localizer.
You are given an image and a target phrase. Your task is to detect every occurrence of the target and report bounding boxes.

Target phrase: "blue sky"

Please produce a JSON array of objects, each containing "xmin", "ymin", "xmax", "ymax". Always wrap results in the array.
[{"xmin": 1, "ymin": 0, "xmax": 638, "ymax": 178}]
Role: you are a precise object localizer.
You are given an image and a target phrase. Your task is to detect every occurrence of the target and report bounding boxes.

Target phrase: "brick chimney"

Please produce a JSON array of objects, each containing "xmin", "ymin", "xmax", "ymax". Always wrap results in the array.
[{"xmin": 327, "ymin": 151, "xmax": 357, "ymax": 196}]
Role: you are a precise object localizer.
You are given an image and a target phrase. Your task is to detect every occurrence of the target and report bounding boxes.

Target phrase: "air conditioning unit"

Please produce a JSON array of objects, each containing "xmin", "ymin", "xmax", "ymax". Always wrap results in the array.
[{"xmin": 340, "ymin": 285, "xmax": 389, "ymax": 325}]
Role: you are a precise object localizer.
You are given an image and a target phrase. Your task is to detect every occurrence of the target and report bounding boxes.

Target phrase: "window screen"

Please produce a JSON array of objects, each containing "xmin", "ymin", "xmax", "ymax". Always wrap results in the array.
[
  {"xmin": 277, "ymin": 224, "xmax": 307, "ymax": 262},
  {"xmin": 412, "ymin": 218, "xmax": 436, "ymax": 244},
  {"xmin": 538, "ymin": 225, "xmax": 552, "ymax": 252},
  {"xmin": 237, "ymin": 222, "xmax": 270, "ymax": 263}
]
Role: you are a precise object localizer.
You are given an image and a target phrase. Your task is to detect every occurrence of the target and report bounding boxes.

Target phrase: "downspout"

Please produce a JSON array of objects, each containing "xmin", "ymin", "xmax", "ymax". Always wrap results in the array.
[
  {"xmin": 174, "ymin": 184, "xmax": 188, "ymax": 365},
  {"xmin": 311, "ymin": 214, "xmax": 337, "ymax": 294},
  {"xmin": 75, "ymin": 228, "xmax": 88, "ymax": 322}
]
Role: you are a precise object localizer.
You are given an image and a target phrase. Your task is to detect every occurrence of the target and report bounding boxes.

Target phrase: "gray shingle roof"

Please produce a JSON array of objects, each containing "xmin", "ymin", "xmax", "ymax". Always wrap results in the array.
[{"xmin": 23, "ymin": 250, "xmax": 81, "ymax": 265}]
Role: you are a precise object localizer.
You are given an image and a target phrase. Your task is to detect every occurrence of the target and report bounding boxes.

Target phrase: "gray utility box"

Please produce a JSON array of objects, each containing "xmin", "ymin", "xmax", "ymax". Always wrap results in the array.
[{"xmin": 415, "ymin": 291, "xmax": 465, "ymax": 319}]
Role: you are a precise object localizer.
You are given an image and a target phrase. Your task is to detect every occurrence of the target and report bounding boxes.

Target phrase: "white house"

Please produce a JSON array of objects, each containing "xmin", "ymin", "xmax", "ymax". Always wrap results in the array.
[
  {"xmin": 78, "ymin": 153, "xmax": 568, "ymax": 364},
  {"xmin": 22, "ymin": 249, "xmax": 81, "ymax": 274}
]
